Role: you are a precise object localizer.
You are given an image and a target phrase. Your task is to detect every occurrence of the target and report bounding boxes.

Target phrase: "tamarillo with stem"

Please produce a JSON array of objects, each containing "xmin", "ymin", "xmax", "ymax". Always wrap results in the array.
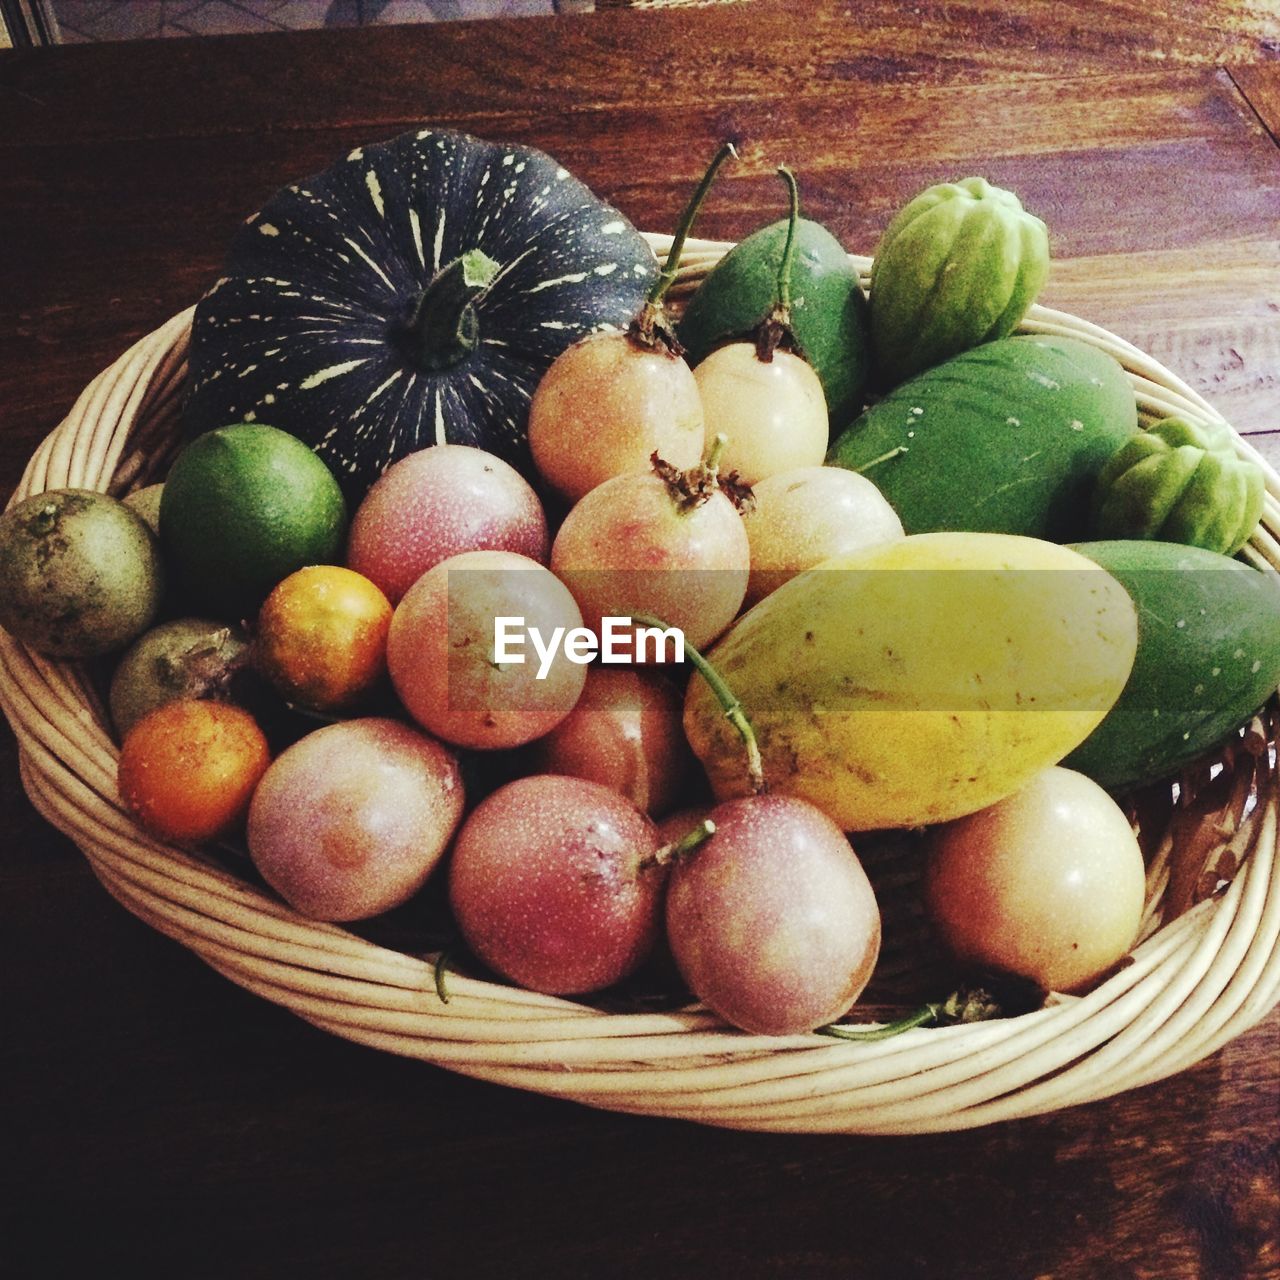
[
  {"xmin": 527, "ymin": 142, "xmax": 738, "ymax": 503},
  {"xmin": 550, "ymin": 433, "xmax": 751, "ymax": 652},
  {"xmin": 692, "ymin": 166, "xmax": 831, "ymax": 486}
]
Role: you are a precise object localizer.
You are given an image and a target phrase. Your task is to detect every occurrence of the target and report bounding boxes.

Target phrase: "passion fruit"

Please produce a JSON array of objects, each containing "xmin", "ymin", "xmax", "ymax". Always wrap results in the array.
[
  {"xmin": 108, "ymin": 617, "xmax": 251, "ymax": 739},
  {"xmin": 0, "ymin": 488, "xmax": 164, "ymax": 658}
]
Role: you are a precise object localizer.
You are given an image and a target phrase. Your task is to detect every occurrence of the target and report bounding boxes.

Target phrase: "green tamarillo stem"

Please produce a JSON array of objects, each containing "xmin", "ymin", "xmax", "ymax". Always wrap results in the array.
[
  {"xmin": 756, "ymin": 165, "xmax": 802, "ymax": 362},
  {"xmin": 648, "ymin": 140, "xmax": 739, "ymax": 309},
  {"xmin": 632, "ymin": 611, "xmax": 765, "ymax": 794},
  {"xmin": 775, "ymin": 165, "xmax": 800, "ymax": 319},
  {"xmin": 704, "ymin": 431, "xmax": 728, "ymax": 477},
  {"xmin": 815, "ymin": 987, "xmax": 1005, "ymax": 1042}
]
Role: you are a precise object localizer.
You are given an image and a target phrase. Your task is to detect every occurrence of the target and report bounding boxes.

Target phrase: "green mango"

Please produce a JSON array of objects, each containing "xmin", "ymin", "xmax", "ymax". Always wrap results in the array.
[
  {"xmin": 1091, "ymin": 416, "xmax": 1266, "ymax": 555},
  {"xmin": 827, "ymin": 336, "xmax": 1137, "ymax": 541},
  {"xmin": 678, "ymin": 218, "xmax": 871, "ymax": 430},
  {"xmin": 1065, "ymin": 540, "xmax": 1280, "ymax": 790},
  {"xmin": 869, "ymin": 177, "xmax": 1050, "ymax": 388}
]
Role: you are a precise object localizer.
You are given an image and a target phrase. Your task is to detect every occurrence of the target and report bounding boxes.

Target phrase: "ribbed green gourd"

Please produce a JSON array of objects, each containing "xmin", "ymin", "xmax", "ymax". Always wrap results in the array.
[
  {"xmin": 1091, "ymin": 416, "xmax": 1265, "ymax": 556},
  {"xmin": 869, "ymin": 177, "xmax": 1050, "ymax": 388}
]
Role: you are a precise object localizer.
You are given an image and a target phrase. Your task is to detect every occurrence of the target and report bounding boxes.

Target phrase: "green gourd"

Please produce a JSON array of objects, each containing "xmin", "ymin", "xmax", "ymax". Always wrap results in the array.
[
  {"xmin": 827, "ymin": 336, "xmax": 1137, "ymax": 541},
  {"xmin": 869, "ymin": 177, "xmax": 1049, "ymax": 388},
  {"xmin": 1065, "ymin": 540, "xmax": 1280, "ymax": 791},
  {"xmin": 1091, "ymin": 416, "xmax": 1265, "ymax": 555}
]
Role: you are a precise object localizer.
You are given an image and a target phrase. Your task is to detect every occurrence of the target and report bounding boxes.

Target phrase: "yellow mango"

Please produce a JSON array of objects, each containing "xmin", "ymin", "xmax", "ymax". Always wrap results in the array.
[{"xmin": 683, "ymin": 532, "xmax": 1138, "ymax": 830}]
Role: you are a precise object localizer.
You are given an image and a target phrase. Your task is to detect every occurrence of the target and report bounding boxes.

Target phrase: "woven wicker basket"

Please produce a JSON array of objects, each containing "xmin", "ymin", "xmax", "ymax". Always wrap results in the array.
[{"xmin": 4, "ymin": 234, "xmax": 1280, "ymax": 1135}]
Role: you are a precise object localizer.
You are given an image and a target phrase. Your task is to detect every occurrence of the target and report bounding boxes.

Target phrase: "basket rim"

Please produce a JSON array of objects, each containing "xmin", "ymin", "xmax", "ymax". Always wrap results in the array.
[{"xmin": 3, "ymin": 235, "xmax": 1279, "ymax": 1135}]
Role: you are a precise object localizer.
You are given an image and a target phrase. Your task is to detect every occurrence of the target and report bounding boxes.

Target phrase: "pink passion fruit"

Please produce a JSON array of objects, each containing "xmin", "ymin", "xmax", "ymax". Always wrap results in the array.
[
  {"xmin": 246, "ymin": 717, "xmax": 464, "ymax": 922},
  {"xmin": 665, "ymin": 795, "xmax": 882, "ymax": 1035},
  {"xmin": 448, "ymin": 774, "xmax": 665, "ymax": 995},
  {"xmin": 529, "ymin": 666, "xmax": 692, "ymax": 817},
  {"xmin": 346, "ymin": 444, "xmax": 549, "ymax": 604},
  {"xmin": 386, "ymin": 549, "xmax": 587, "ymax": 750}
]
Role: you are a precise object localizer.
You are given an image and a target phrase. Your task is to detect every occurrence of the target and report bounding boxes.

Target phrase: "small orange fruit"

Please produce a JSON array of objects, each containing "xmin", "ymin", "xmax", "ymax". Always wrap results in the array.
[
  {"xmin": 255, "ymin": 565, "xmax": 392, "ymax": 711},
  {"xmin": 118, "ymin": 699, "xmax": 270, "ymax": 843}
]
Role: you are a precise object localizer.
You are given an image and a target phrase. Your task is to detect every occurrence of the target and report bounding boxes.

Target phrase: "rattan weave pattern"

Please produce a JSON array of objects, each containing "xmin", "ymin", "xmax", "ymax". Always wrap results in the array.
[{"xmin": 2, "ymin": 236, "xmax": 1278, "ymax": 1134}]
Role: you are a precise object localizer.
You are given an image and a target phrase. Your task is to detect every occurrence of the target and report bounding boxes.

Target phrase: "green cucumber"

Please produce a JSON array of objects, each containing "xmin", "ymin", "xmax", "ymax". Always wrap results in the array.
[
  {"xmin": 827, "ymin": 335, "xmax": 1137, "ymax": 541},
  {"xmin": 1065, "ymin": 540, "xmax": 1280, "ymax": 790}
]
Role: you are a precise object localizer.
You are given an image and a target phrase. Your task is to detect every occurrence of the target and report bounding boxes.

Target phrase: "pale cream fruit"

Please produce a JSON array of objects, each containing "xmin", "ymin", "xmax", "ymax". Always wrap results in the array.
[
  {"xmin": 528, "ymin": 333, "xmax": 705, "ymax": 503},
  {"xmin": 923, "ymin": 766, "xmax": 1146, "ymax": 993},
  {"xmin": 693, "ymin": 343, "xmax": 828, "ymax": 486},
  {"xmin": 743, "ymin": 466, "xmax": 904, "ymax": 605}
]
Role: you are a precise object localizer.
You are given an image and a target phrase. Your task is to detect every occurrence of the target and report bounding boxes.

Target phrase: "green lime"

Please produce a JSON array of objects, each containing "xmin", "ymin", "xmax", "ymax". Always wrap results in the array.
[{"xmin": 160, "ymin": 424, "xmax": 347, "ymax": 621}]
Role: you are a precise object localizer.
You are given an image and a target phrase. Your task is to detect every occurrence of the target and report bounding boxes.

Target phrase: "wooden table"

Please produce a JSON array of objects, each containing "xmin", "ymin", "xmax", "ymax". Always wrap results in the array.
[{"xmin": 2, "ymin": 5, "xmax": 1278, "ymax": 1276}]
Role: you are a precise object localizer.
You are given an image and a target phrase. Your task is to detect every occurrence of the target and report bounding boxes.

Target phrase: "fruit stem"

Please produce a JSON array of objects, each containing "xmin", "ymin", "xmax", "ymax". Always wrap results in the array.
[
  {"xmin": 400, "ymin": 249, "xmax": 500, "ymax": 372},
  {"xmin": 646, "ymin": 140, "xmax": 738, "ymax": 311},
  {"xmin": 755, "ymin": 166, "xmax": 802, "ymax": 363},
  {"xmin": 704, "ymin": 431, "xmax": 728, "ymax": 479},
  {"xmin": 433, "ymin": 949, "xmax": 452, "ymax": 1005},
  {"xmin": 651, "ymin": 435, "xmax": 732, "ymax": 512},
  {"xmin": 815, "ymin": 986, "xmax": 1005, "ymax": 1042},
  {"xmin": 853, "ymin": 445, "xmax": 909, "ymax": 474},
  {"xmin": 815, "ymin": 1005, "xmax": 938, "ymax": 1042},
  {"xmin": 643, "ymin": 818, "xmax": 717, "ymax": 869},
  {"xmin": 775, "ymin": 165, "xmax": 800, "ymax": 319},
  {"xmin": 632, "ymin": 612, "xmax": 765, "ymax": 794},
  {"xmin": 175, "ymin": 627, "xmax": 250, "ymax": 696},
  {"xmin": 31, "ymin": 502, "xmax": 60, "ymax": 536}
]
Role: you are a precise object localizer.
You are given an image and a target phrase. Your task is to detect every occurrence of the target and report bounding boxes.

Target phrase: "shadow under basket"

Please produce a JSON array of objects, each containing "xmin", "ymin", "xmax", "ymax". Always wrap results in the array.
[{"xmin": 3, "ymin": 234, "xmax": 1279, "ymax": 1135}]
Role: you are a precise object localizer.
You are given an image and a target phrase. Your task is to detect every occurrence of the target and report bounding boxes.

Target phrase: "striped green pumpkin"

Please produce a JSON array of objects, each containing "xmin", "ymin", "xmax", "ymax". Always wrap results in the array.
[{"xmin": 184, "ymin": 128, "xmax": 658, "ymax": 499}]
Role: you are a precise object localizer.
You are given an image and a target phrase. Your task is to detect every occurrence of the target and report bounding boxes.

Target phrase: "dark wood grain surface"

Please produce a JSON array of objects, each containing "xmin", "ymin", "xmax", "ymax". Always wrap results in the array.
[{"xmin": 2, "ymin": 5, "xmax": 1278, "ymax": 1277}]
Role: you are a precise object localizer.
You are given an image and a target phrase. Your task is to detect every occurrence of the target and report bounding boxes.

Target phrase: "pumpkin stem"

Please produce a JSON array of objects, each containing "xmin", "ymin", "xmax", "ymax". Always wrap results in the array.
[{"xmin": 400, "ymin": 249, "xmax": 500, "ymax": 372}]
